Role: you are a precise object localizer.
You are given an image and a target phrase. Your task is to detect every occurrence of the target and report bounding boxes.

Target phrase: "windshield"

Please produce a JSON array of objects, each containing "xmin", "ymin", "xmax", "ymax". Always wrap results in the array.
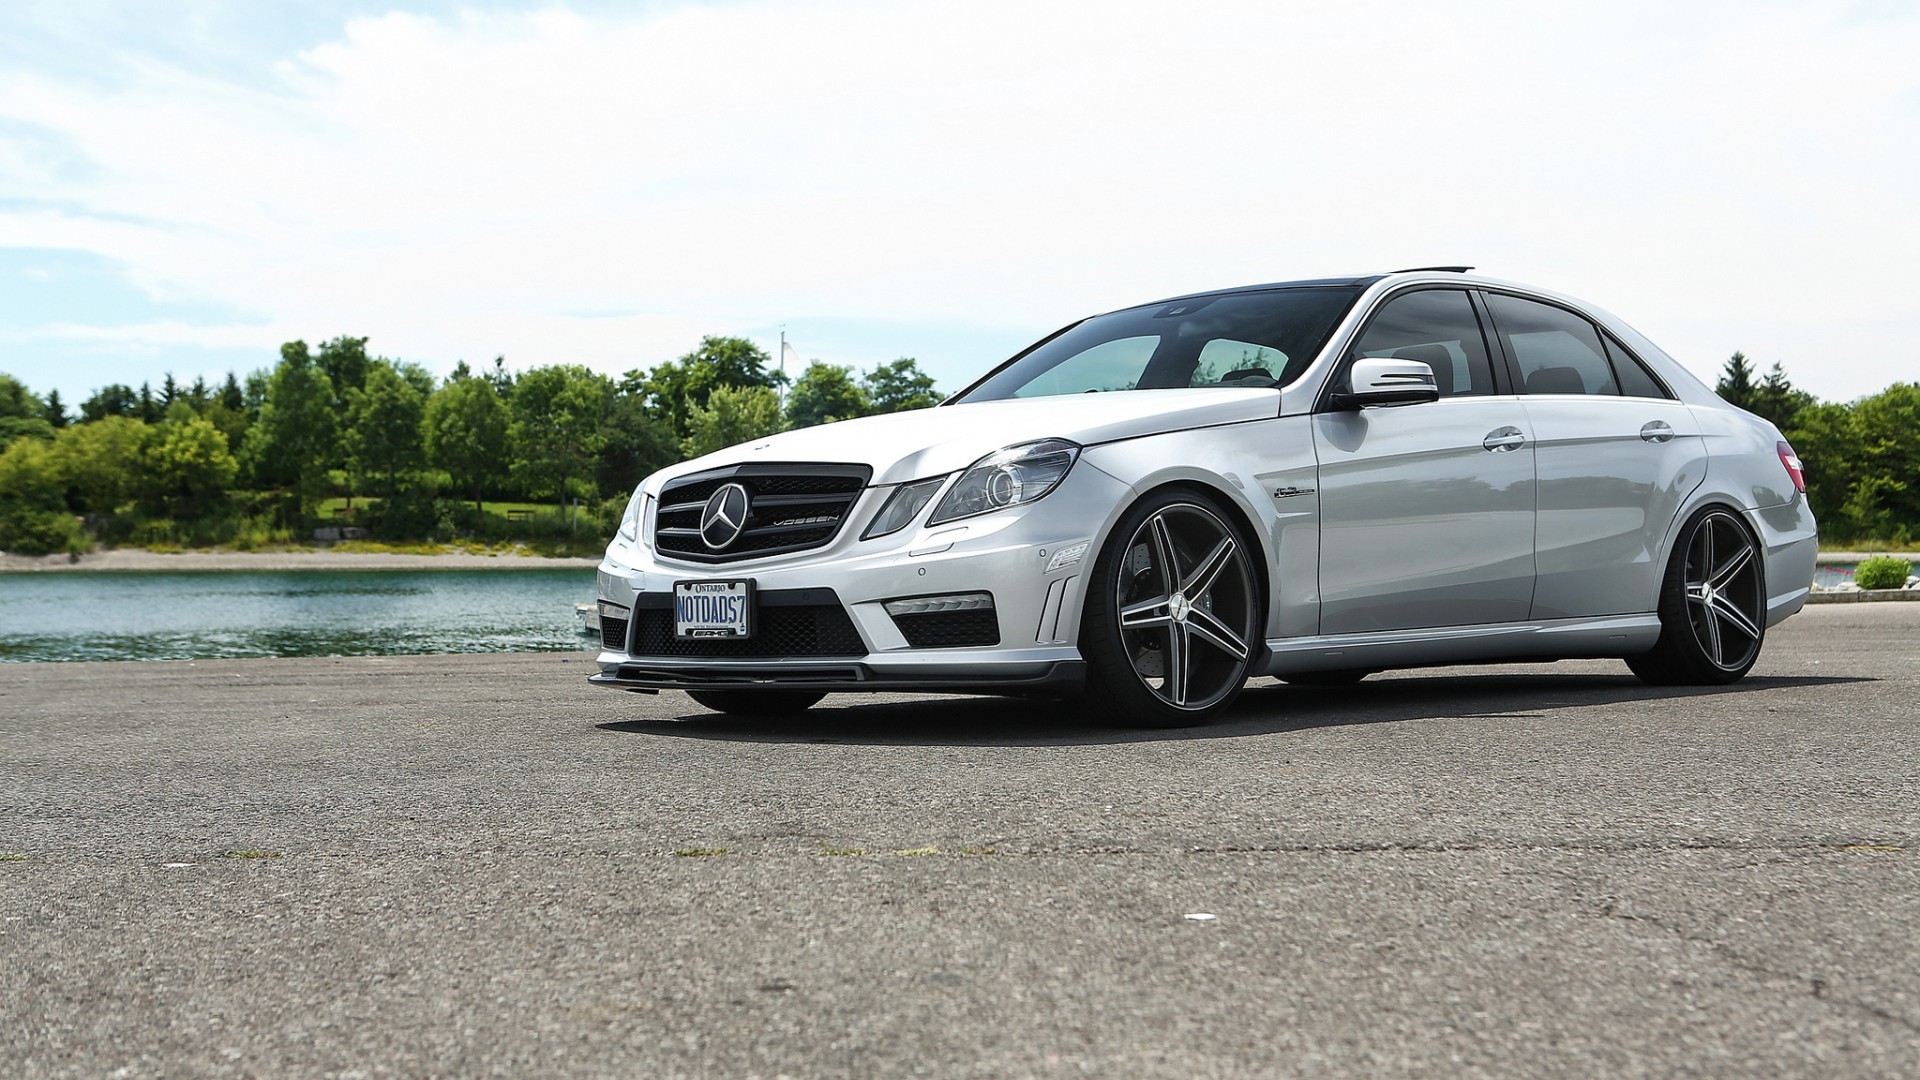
[{"xmin": 952, "ymin": 286, "xmax": 1363, "ymax": 403}]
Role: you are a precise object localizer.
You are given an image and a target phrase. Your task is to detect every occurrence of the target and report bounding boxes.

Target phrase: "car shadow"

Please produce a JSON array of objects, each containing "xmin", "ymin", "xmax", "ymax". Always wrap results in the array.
[{"xmin": 594, "ymin": 671, "xmax": 1874, "ymax": 747}]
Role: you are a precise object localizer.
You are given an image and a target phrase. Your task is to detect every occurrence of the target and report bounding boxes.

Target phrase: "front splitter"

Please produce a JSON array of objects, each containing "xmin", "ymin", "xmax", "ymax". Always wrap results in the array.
[{"xmin": 588, "ymin": 660, "xmax": 1087, "ymax": 695}]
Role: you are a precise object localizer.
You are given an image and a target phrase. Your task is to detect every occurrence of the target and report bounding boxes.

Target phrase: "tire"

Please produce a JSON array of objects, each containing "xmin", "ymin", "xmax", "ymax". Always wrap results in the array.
[
  {"xmin": 1282, "ymin": 670, "xmax": 1374, "ymax": 686},
  {"xmin": 1626, "ymin": 506, "xmax": 1767, "ymax": 686},
  {"xmin": 1080, "ymin": 490, "xmax": 1264, "ymax": 727},
  {"xmin": 685, "ymin": 690, "xmax": 826, "ymax": 715}
]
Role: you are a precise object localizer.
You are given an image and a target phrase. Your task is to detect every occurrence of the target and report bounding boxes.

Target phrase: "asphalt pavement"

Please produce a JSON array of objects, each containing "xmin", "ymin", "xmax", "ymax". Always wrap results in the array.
[{"xmin": 2, "ymin": 604, "xmax": 1916, "ymax": 1077}]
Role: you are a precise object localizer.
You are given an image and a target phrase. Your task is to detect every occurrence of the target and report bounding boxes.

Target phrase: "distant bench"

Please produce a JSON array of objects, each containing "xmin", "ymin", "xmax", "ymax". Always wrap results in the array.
[{"xmin": 506, "ymin": 509, "xmax": 534, "ymax": 522}]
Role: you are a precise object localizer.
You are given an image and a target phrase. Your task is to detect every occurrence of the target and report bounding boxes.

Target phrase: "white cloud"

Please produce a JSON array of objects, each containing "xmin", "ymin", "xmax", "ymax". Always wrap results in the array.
[{"xmin": 1, "ymin": 0, "xmax": 1917, "ymax": 399}]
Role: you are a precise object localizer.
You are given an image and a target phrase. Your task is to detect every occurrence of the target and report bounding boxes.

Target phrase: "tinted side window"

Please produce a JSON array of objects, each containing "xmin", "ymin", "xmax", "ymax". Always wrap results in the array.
[
  {"xmin": 1604, "ymin": 334, "xmax": 1670, "ymax": 399},
  {"xmin": 1350, "ymin": 289, "xmax": 1495, "ymax": 397},
  {"xmin": 1489, "ymin": 293, "xmax": 1620, "ymax": 396}
]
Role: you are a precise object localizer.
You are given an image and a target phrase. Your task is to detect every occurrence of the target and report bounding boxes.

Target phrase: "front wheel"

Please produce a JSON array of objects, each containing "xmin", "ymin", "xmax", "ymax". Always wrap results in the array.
[
  {"xmin": 685, "ymin": 690, "xmax": 826, "ymax": 715},
  {"xmin": 1627, "ymin": 507, "xmax": 1767, "ymax": 685},
  {"xmin": 1080, "ymin": 491, "xmax": 1263, "ymax": 727}
]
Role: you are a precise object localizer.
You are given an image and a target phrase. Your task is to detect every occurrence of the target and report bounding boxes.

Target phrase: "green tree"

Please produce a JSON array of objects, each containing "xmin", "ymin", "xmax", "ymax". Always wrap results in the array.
[
  {"xmin": 0, "ymin": 434, "xmax": 83, "ymax": 555},
  {"xmin": 509, "ymin": 365, "xmax": 612, "ymax": 530},
  {"xmin": 424, "ymin": 375, "xmax": 510, "ymax": 513},
  {"xmin": 146, "ymin": 415, "xmax": 238, "ymax": 517},
  {"xmin": 243, "ymin": 341, "xmax": 338, "ymax": 518},
  {"xmin": 0, "ymin": 373, "xmax": 39, "ymax": 419},
  {"xmin": 80, "ymin": 383, "xmax": 139, "ymax": 422},
  {"xmin": 316, "ymin": 336, "xmax": 372, "ymax": 410},
  {"xmin": 0, "ymin": 434, "xmax": 62, "ymax": 509},
  {"xmin": 682, "ymin": 385, "xmax": 784, "ymax": 459},
  {"xmin": 0, "ymin": 374, "xmax": 52, "ymax": 445},
  {"xmin": 43, "ymin": 389, "xmax": 69, "ymax": 429},
  {"xmin": 862, "ymin": 357, "xmax": 942, "ymax": 414},
  {"xmin": 596, "ymin": 392, "xmax": 682, "ymax": 497},
  {"xmin": 344, "ymin": 361, "xmax": 427, "ymax": 496},
  {"xmin": 51, "ymin": 416, "xmax": 153, "ymax": 515},
  {"xmin": 785, "ymin": 361, "xmax": 870, "ymax": 429},
  {"xmin": 1740, "ymin": 362, "xmax": 1815, "ymax": 432},
  {"xmin": 1841, "ymin": 384, "xmax": 1920, "ymax": 544},
  {"xmin": 1715, "ymin": 351, "xmax": 1757, "ymax": 411},
  {"xmin": 219, "ymin": 372, "xmax": 245, "ymax": 412},
  {"xmin": 627, "ymin": 336, "xmax": 785, "ymax": 436}
]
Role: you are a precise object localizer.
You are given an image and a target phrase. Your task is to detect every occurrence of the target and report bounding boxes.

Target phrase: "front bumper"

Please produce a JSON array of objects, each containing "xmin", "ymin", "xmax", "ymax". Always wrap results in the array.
[
  {"xmin": 591, "ymin": 465, "xmax": 1132, "ymax": 694},
  {"xmin": 589, "ymin": 660, "xmax": 1087, "ymax": 695}
]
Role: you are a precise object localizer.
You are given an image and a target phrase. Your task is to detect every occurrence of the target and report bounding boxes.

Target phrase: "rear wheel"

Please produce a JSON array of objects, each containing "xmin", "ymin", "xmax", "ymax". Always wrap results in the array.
[
  {"xmin": 1081, "ymin": 491, "xmax": 1263, "ymax": 727},
  {"xmin": 685, "ymin": 690, "xmax": 826, "ymax": 715},
  {"xmin": 1627, "ymin": 507, "xmax": 1766, "ymax": 685}
]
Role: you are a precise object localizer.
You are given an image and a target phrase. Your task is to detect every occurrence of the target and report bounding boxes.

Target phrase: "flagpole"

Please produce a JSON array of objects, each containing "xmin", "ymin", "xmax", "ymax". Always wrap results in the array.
[{"xmin": 778, "ymin": 327, "xmax": 787, "ymax": 404}]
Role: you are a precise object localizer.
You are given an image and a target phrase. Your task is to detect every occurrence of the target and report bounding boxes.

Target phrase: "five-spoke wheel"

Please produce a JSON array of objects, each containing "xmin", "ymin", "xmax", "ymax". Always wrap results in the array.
[
  {"xmin": 1628, "ymin": 507, "xmax": 1766, "ymax": 685},
  {"xmin": 1082, "ymin": 492, "xmax": 1261, "ymax": 726}
]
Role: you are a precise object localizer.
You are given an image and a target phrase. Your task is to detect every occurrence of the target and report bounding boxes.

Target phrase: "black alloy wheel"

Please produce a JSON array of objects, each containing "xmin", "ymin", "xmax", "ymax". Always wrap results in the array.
[
  {"xmin": 1082, "ymin": 492, "xmax": 1263, "ymax": 727},
  {"xmin": 1628, "ymin": 507, "xmax": 1767, "ymax": 685}
]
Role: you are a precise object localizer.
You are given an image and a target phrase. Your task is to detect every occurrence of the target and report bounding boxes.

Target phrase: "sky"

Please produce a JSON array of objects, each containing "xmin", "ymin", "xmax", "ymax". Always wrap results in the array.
[{"xmin": 2, "ymin": 0, "xmax": 1917, "ymax": 409}]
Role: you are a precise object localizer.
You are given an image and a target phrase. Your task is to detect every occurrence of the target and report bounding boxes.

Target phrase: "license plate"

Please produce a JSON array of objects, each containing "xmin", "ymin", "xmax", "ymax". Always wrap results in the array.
[{"xmin": 673, "ymin": 580, "xmax": 753, "ymax": 639}]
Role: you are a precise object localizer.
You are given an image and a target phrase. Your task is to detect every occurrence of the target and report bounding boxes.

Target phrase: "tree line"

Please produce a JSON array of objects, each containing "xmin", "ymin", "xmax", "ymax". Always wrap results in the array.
[
  {"xmin": 0, "ymin": 335, "xmax": 941, "ymax": 556},
  {"xmin": 4, "ymin": 341, "xmax": 1914, "ymax": 555},
  {"xmin": 1712, "ymin": 354, "xmax": 1918, "ymax": 546}
]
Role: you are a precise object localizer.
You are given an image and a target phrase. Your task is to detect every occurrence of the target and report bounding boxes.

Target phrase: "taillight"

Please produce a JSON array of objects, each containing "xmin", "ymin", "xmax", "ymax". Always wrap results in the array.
[{"xmin": 1778, "ymin": 440, "xmax": 1806, "ymax": 494}]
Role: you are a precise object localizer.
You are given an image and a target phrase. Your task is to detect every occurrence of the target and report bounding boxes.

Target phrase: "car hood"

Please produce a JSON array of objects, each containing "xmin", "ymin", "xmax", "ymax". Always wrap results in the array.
[{"xmin": 661, "ymin": 388, "xmax": 1281, "ymax": 488}]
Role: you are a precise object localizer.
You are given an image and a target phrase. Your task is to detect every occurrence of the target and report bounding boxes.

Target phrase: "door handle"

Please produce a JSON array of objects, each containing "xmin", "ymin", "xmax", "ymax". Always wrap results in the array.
[
  {"xmin": 1640, "ymin": 420, "xmax": 1675, "ymax": 444},
  {"xmin": 1483, "ymin": 427, "xmax": 1526, "ymax": 452}
]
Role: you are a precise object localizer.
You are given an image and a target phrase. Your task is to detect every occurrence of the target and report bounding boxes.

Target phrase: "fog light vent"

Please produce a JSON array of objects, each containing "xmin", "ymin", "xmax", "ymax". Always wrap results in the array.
[
  {"xmin": 885, "ymin": 592, "xmax": 998, "ymax": 649},
  {"xmin": 597, "ymin": 600, "xmax": 632, "ymax": 652},
  {"xmin": 883, "ymin": 592, "xmax": 994, "ymax": 616}
]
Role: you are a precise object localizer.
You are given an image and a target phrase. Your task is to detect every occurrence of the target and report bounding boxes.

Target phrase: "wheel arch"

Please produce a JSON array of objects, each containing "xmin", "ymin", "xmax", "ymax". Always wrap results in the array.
[
  {"xmin": 1073, "ymin": 474, "xmax": 1276, "ymax": 647},
  {"xmin": 1654, "ymin": 489, "xmax": 1767, "ymax": 598}
]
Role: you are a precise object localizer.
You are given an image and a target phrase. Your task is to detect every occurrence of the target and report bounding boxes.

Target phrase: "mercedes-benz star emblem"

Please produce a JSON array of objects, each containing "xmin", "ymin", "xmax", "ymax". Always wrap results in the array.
[{"xmin": 699, "ymin": 483, "xmax": 750, "ymax": 550}]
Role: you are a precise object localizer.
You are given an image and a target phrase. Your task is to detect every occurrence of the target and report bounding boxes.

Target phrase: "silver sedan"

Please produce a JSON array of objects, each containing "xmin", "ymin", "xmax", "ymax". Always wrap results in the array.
[{"xmin": 592, "ymin": 269, "xmax": 1817, "ymax": 726}]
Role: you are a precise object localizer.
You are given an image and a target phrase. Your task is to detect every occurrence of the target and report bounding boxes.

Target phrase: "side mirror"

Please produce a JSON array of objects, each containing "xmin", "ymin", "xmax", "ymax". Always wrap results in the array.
[{"xmin": 1332, "ymin": 357, "xmax": 1441, "ymax": 409}]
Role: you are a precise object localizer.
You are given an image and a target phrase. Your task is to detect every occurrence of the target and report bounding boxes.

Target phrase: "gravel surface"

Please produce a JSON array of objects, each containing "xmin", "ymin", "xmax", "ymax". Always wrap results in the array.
[{"xmin": 2, "ymin": 605, "xmax": 1916, "ymax": 1077}]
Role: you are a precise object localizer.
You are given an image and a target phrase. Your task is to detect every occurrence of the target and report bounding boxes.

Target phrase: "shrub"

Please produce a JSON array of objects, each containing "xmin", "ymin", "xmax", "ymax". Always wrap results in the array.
[
  {"xmin": 1853, "ymin": 556, "xmax": 1913, "ymax": 591},
  {"xmin": 0, "ymin": 509, "xmax": 89, "ymax": 557}
]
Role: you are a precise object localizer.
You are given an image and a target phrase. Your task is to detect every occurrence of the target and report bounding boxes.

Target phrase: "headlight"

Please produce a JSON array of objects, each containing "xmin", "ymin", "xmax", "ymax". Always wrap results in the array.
[
  {"xmin": 927, "ymin": 439, "xmax": 1079, "ymax": 526},
  {"xmin": 863, "ymin": 476, "xmax": 948, "ymax": 540},
  {"xmin": 617, "ymin": 488, "xmax": 649, "ymax": 545}
]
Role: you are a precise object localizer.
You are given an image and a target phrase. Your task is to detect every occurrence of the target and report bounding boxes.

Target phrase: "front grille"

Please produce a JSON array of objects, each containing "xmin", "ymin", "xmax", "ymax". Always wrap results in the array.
[
  {"xmin": 628, "ymin": 592, "xmax": 867, "ymax": 659},
  {"xmin": 892, "ymin": 609, "xmax": 1001, "ymax": 649},
  {"xmin": 654, "ymin": 463, "xmax": 871, "ymax": 563},
  {"xmin": 600, "ymin": 616, "xmax": 630, "ymax": 652}
]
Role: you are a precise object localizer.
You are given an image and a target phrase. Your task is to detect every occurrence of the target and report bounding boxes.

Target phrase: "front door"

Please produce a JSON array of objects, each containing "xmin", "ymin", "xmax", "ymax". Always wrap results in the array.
[{"xmin": 1313, "ymin": 288, "xmax": 1537, "ymax": 635}]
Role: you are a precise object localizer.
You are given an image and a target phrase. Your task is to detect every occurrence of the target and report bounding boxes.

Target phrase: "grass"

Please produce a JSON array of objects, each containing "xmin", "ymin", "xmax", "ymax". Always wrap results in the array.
[
  {"xmin": 0, "ymin": 854, "xmax": 26, "ymax": 862},
  {"xmin": 673, "ymin": 848, "xmax": 728, "ymax": 858},
  {"xmin": 892, "ymin": 846, "xmax": 940, "ymax": 857},
  {"xmin": 818, "ymin": 846, "xmax": 866, "ymax": 857},
  {"xmin": 224, "ymin": 849, "xmax": 281, "ymax": 859}
]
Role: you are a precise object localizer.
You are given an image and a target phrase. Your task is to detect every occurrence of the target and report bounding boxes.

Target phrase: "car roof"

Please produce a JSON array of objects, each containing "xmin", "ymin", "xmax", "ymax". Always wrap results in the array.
[{"xmin": 1139, "ymin": 275, "xmax": 1387, "ymax": 308}]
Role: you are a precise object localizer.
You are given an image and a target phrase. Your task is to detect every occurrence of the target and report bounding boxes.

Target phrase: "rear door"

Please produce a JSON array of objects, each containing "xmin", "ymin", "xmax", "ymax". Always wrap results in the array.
[{"xmin": 1483, "ymin": 292, "xmax": 1707, "ymax": 619}]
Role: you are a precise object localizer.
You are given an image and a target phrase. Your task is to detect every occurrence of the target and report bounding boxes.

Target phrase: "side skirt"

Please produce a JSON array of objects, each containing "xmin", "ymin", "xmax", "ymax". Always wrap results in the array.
[{"xmin": 1261, "ymin": 614, "xmax": 1662, "ymax": 677}]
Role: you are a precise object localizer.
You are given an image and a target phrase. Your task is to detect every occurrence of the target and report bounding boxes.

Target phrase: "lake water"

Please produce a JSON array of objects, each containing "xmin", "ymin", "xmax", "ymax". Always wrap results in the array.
[{"xmin": 0, "ymin": 569, "xmax": 598, "ymax": 663}]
